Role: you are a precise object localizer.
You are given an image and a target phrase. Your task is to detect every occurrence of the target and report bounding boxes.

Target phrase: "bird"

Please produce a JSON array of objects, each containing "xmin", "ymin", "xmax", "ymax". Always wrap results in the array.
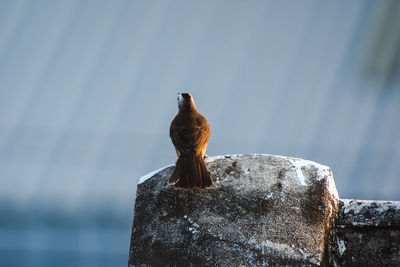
[{"xmin": 168, "ymin": 93, "xmax": 213, "ymax": 189}]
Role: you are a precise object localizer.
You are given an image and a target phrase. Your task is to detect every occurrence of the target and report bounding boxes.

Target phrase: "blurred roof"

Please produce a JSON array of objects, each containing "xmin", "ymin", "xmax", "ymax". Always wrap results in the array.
[{"xmin": 0, "ymin": 0, "xmax": 399, "ymax": 227}]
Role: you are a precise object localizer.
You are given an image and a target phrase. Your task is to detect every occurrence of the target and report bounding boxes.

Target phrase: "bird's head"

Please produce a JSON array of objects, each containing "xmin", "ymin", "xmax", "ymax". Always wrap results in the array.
[{"xmin": 177, "ymin": 93, "xmax": 195, "ymax": 111}]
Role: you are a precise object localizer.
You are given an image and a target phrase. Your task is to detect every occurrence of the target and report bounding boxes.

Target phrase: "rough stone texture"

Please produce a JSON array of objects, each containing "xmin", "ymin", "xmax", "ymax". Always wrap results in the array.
[
  {"xmin": 129, "ymin": 154, "xmax": 339, "ymax": 266},
  {"xmin": 327, "ymin": 199, "xmax": 400, "ymax": 267}
]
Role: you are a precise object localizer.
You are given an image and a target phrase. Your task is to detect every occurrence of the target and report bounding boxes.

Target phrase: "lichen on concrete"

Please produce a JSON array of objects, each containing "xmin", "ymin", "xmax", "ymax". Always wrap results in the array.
[
  {"xmin": 129, "ymin": 154, "xmax": 339, "ymax": 266},
  {"xmin": 326, "ymin": 199, "xmax": 400, "ymax": 266}
]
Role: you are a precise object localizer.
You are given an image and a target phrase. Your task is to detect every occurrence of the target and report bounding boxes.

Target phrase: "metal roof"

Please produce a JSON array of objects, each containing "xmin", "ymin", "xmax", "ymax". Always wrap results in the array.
[{"xmin": 0, "ymin": 0, "xmax": 399, "ymax": 227}]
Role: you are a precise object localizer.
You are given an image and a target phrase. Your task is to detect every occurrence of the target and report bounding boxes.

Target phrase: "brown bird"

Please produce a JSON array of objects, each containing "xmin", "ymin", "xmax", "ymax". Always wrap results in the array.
[{"xmin": 168, "ymin": 93, "xmax": 213, "ymax": 189}]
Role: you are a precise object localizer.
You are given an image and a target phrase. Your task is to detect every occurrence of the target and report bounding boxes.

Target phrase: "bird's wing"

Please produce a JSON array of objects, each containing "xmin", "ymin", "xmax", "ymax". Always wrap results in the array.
[
  {"xmin": 170, "ymin": 114, "xmax": 210, "ymax": 154},
  {"xmin": 170, "ymin": 123, "xmax": 193, "ymax": 154},
  {"xmin": 193, "ymin": 115, "xmax": 210, "ymax": 148}
]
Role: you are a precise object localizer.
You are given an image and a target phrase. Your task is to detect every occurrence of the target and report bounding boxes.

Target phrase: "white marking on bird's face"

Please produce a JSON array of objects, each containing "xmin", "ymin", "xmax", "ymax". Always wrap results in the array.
[
  {"xmin": 177, "ymin": 93, "xmax": 185, "ymax": 108},
  {"xmin": 177, "ymin": 93, "xmax": 183, "ymax": 105}
]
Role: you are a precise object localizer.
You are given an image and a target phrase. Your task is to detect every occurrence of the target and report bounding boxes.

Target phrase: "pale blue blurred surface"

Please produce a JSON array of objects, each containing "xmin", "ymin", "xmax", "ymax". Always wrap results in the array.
[{"xmin": 1, "ymin": 0, "xmax": 400, "ymax": 265}]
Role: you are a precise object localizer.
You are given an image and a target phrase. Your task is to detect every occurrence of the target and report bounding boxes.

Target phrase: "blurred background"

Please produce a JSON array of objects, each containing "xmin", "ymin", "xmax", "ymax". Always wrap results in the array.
[{"xmin": 1, "ymin": 0, "xmax": 399, "ymax": 266}]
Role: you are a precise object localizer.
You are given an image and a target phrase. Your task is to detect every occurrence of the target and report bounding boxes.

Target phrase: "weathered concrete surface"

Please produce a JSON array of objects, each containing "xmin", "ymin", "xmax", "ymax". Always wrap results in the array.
[
  {"xmin": 129, "ymin": 154, "xmax": 339, "ymax": 266},
  {"xmin": 326, "ymin": 199, "xmax": 400, "ymax": 267}
]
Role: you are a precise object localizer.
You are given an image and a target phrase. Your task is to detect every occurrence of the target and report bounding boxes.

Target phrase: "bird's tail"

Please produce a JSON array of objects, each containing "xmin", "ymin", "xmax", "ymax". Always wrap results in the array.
[{"xmin": 168, "ymin": 154, "xmax": 212, "ymax": 189}]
